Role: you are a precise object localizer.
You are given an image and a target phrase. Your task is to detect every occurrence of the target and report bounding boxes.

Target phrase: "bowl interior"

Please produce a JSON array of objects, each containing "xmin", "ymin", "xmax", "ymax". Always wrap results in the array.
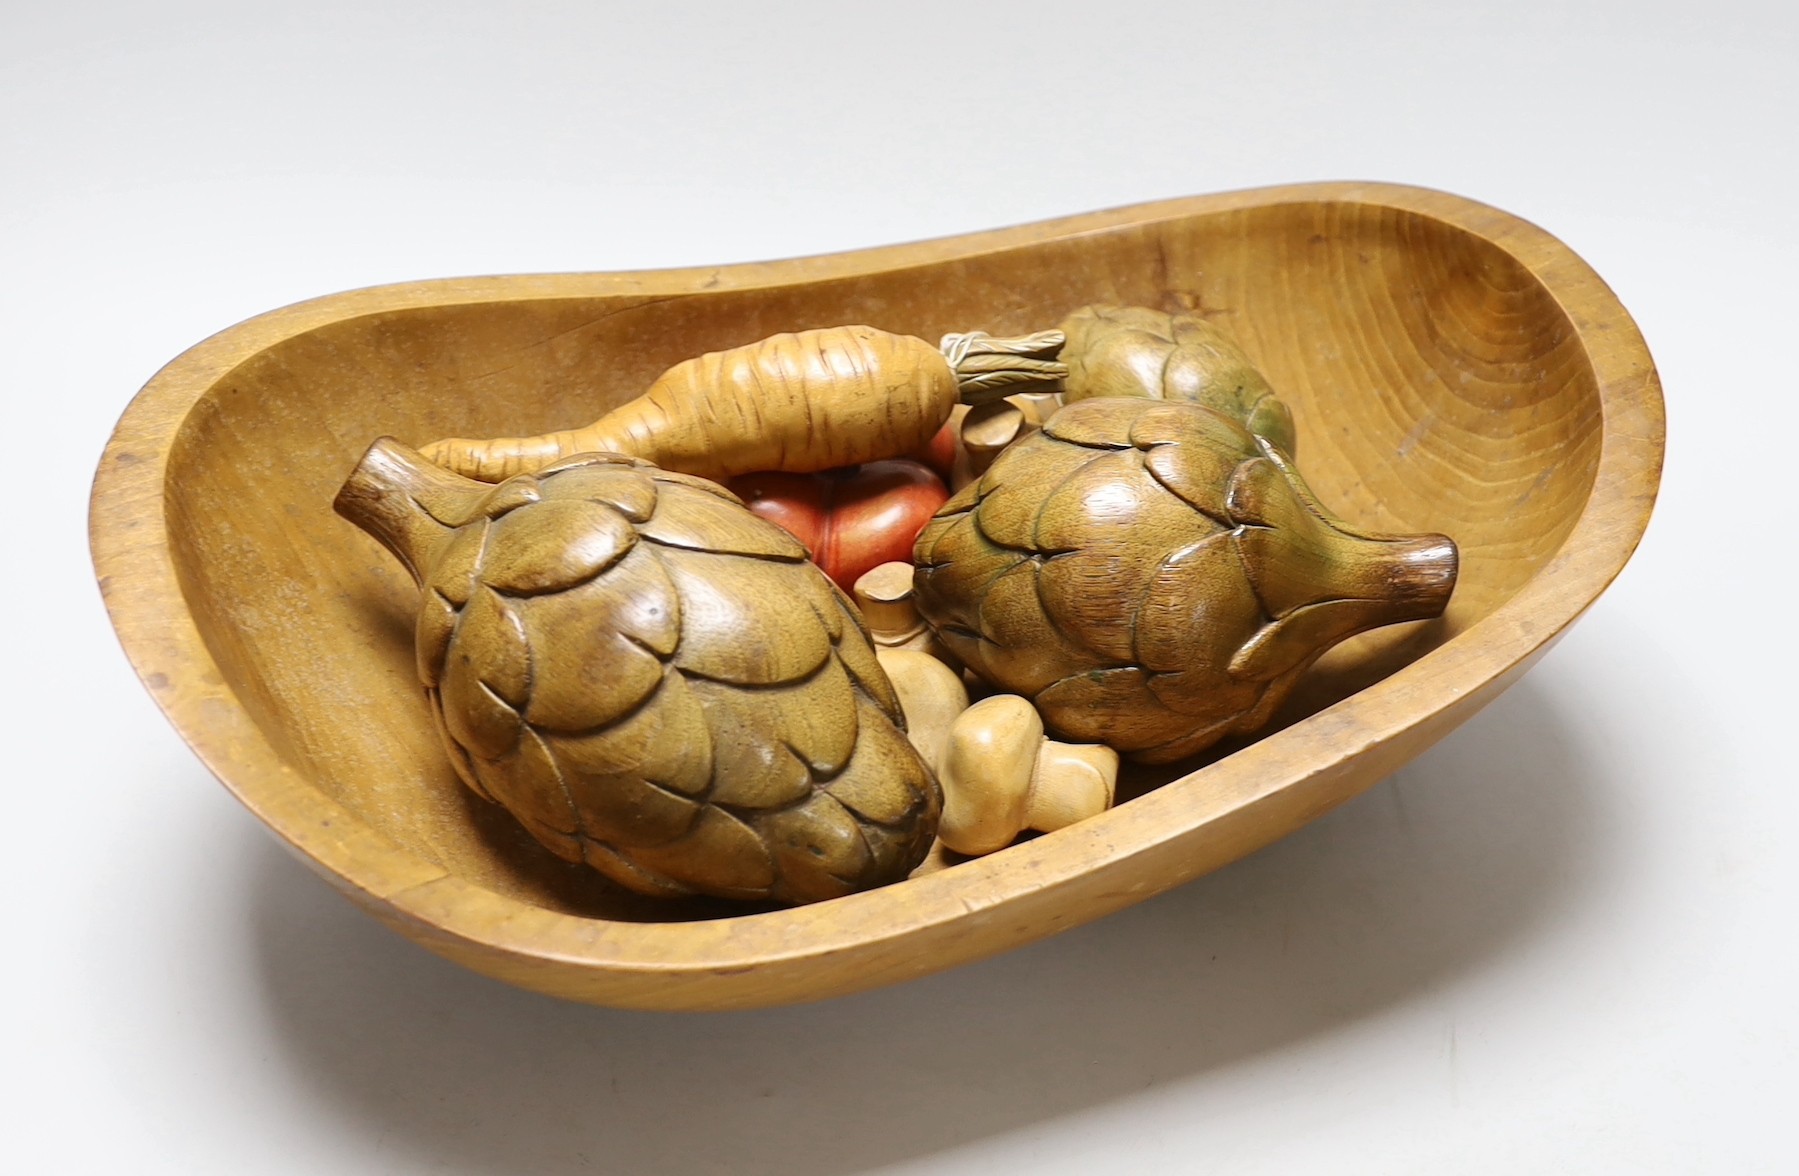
[{"xmin": 162, "ymin": 199, "xmax": 1602, "ymax": 920}]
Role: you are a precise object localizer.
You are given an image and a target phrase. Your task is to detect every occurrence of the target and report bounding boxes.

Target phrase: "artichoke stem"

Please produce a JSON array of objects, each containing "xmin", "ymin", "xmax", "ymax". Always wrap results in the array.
[
  {"xmin": 1229, "ymin": 442, "xmax": 1459, "ymax": 627},
  {"xmin": 334, "ymin": 438, "xmax": 484, "ymax": 584},
  {"xmin": 1371, "ymin": 532, "xmax": 1458, "ymax": 622},
  {"xmin": 1315, "ymin": 528, "xmax": 1459, "ymax": 627}
]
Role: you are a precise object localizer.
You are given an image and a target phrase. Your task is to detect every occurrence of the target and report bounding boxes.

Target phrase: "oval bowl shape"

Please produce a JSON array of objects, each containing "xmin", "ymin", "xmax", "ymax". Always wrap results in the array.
[{"xmin": 90, "ymin": 184, "xmax": 1663, "ymax": 1010}]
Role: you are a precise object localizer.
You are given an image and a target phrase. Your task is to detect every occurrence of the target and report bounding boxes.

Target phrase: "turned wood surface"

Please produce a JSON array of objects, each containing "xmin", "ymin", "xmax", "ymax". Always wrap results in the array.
[
  {"xmin": 90, "ymin": 183, "xmax": 1663, "ymax": 1010},
  {"xmin": 873, "ymin": 648, "xmax": 969, "ymax": 782},
  {"xmin": 936, "ymin": 695, "xmax": 1120, "ymax": 858},
  {"xmin": 855, "ymin": 561, "xmax": 952, "ymax": 661}
]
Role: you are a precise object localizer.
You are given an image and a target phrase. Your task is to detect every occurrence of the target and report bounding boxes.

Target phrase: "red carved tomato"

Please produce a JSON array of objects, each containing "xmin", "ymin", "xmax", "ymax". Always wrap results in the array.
[
  {"xmin": 915, "ymin": 415, "xmax": 960, "ymax": 482},
  {"xmin": 730, "ymin": 459, "xmax": 950, "ymax": 591}
]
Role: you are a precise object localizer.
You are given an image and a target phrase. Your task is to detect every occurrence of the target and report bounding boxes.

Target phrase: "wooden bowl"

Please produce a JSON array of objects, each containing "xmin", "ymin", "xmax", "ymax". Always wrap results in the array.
[{"xmin": 91, "ymin": 183, "xmax": 1663, "ymax": 1010}]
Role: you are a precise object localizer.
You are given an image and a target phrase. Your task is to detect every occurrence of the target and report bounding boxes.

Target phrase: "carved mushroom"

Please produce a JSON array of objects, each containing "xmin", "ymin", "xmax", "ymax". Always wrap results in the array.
[
  {"xmin": 854, "ymin": 560, "xmax": 952, "ymax": 663},
  {"xmin": 960, "ymin": 399, "xmax": 1028, "ymax": 478},
  {"xmin": 937, "ymin": 695, "xmax": 1119, "ymax": 856},
  {"xmin": 874, "ymin": 648, "xmax": 969, "ymax": 773}
]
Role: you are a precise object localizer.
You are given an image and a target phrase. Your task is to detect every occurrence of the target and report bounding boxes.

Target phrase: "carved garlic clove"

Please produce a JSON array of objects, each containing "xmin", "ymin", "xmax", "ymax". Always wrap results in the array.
[{"xmin": 937, "ymin": 695, "xmax": 1119, "ymax": 856}]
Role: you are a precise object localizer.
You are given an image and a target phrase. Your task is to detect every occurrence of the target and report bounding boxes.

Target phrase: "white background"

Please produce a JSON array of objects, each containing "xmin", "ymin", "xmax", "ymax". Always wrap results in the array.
[{"xmin": 7, "ymin": 2, "xmax": 1794, "ymax": 1171}]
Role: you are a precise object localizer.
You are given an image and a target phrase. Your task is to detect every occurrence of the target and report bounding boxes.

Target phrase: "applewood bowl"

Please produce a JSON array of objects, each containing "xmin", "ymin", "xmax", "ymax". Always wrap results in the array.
[{"xmin": 91, "ymin": 183, "xmax": 1663, "ymax": 1011}]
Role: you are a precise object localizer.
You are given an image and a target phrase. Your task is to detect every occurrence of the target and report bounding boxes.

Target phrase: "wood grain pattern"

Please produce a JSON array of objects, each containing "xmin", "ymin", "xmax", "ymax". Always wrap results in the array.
[
  {"xmin": 332, "ymin": 443, "xmax": 940, "ymax": 905},
  {"xmin": 90, "ymin": 183, "xmax": 1663, "ymax": 1009},
  {"xmin": 1060, "ymin": 303, "xmax": 1298, "ymax": 454},
  {"xmin": 854, "ymin": 560, "xmax": 953, "ymax": 661},
  {"xmin": 937, "ymin": 694, "xmax": 1119, "ymax": 857},
  {"xmin": 874, "ymin": 648, "xmax": 969, "ymax": 781},
  {"xmin": 423, "ymin": 326, "xmax": 1065, "ymax": 483},
  {"xmin": 729, "ymin": 459, "xmax": 948, "ymax": 592},
  {"xmin": 913, "ymin": 397, "xmax": 1458, "ymax": 763}
]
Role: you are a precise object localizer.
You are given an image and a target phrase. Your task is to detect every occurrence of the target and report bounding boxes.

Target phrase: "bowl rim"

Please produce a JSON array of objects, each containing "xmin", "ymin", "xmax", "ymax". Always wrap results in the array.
[{"xmin": 89, "ymin": 182, "xmax": 1665, "ymax": 1008}]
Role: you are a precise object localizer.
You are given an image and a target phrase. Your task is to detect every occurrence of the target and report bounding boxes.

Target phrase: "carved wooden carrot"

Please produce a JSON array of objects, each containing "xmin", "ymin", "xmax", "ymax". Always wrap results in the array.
[{"xmin": 422, "ymin": 326, "xmax": 1065, "ymax": 482}]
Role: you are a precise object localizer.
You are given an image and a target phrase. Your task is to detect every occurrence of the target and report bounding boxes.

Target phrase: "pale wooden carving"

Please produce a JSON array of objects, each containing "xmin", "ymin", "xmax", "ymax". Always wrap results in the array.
[
  {"xmin": 873, "ymin": 648, "xmax": 970, "ymax": 776},
  {"xmin": 334, "ymin": 442, "xmax": 940, "ymax": 904},
  {"xmin": 960, "ymin": 400, "xmax": 1025, "ymax": 478},
  {"xmin": 958, "ymin": 392, "xmax": 1060, "ymax": 480},
  {"xmin": 1008, "ymin": 392, "xmax": 1063, "ymax": 429},
  {"xmin": 424, "ymin": 327, "xmax": 1066, "ymax": 483},
  {"xmin": 937, "ymin": 695, "xmax": 1119, "ymax": 857}
]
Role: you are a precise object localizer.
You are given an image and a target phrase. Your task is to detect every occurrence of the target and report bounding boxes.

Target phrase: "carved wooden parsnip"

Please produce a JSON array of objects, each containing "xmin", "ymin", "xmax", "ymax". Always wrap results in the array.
[
  {"xmin": 334, "ymin": 442, "xmax": 940, "ymax": 904},
  {"xmin": 914, "ymin": 398, "xmax": 1458, "ymax": 763},
  {"xmin": 423, "ymin": 327, "xmax": 1067, "ymax": 483},
  {"xmin": 1061, "ymin": 304, "xmax": 1297, "ymax": 454},
  {"xmin": 937, "ymin": 695, "xmax": 1119, "ymax": 857}
]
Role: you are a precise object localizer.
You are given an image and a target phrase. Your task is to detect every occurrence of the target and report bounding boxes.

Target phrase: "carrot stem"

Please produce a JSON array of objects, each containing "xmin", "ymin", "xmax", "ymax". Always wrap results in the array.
[{"xmin": 940, "ymin": 330, "xmax": 1068, "ymax": 405}]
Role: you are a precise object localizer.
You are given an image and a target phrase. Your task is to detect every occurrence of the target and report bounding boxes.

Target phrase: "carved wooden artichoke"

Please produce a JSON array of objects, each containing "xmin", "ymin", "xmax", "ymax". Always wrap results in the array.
[
  {"xmin": 336, "ymin": 443, "xmax": 940, "ymax": 905},
  {"xmin": 1060, "ymin": 304, "xmax": 1298, "ymax": 455},
  {"xmin": 912, "ymin": 398, "xmax": 1457, "ymax": 763}
]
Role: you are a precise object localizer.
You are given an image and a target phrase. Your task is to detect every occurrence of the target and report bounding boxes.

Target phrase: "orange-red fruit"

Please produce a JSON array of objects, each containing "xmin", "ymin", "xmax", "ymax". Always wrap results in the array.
[
  {"xmin": 732, "ymin": 459, "xmax": 949, "ymax": 591},
  {"xmin": 914, "ymin": 417, "xmax": 960, "ymax": 483}
]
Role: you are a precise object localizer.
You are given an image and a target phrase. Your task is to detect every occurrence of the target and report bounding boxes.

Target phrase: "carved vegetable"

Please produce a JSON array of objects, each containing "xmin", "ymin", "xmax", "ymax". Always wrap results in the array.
[
  {"xmin": 914, "ymin": 411, "xmax": 964, "ymax": 483},
  {"xmin": 937, "ymin": 695, "xmax": 1119, "ymax": 856},
  {"xmin": 729, "ymin": 459, "xmax": 948, "ymax": 591},
  {"xmin": 1061, "ymin": 304, "xmax": 1297, "ymax": 455},
  {"xmin": 423, "ymin": 327, "xmax": 1067, "ymax": 483},
  {"xmin": 913, "ymin": 398, "xmax": 1457, "ymax": 763},
  {"xmin": 960, "ymin": 400, "xmax": 1030, "ymax": 479},
  {"xmin": 335, "ymin": 442, "xmax": 940, "ymax": 905},
  {"xmin": 853, "ymin": 560, "xmax": 951, "ymax": 661},
  {"xmin": 916, "ymin": 392, "xmax": 1062, "ymax": 491},
  {"xmin": 873, "ymin": 648, "xmax": 969, "ymax": 777}
]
